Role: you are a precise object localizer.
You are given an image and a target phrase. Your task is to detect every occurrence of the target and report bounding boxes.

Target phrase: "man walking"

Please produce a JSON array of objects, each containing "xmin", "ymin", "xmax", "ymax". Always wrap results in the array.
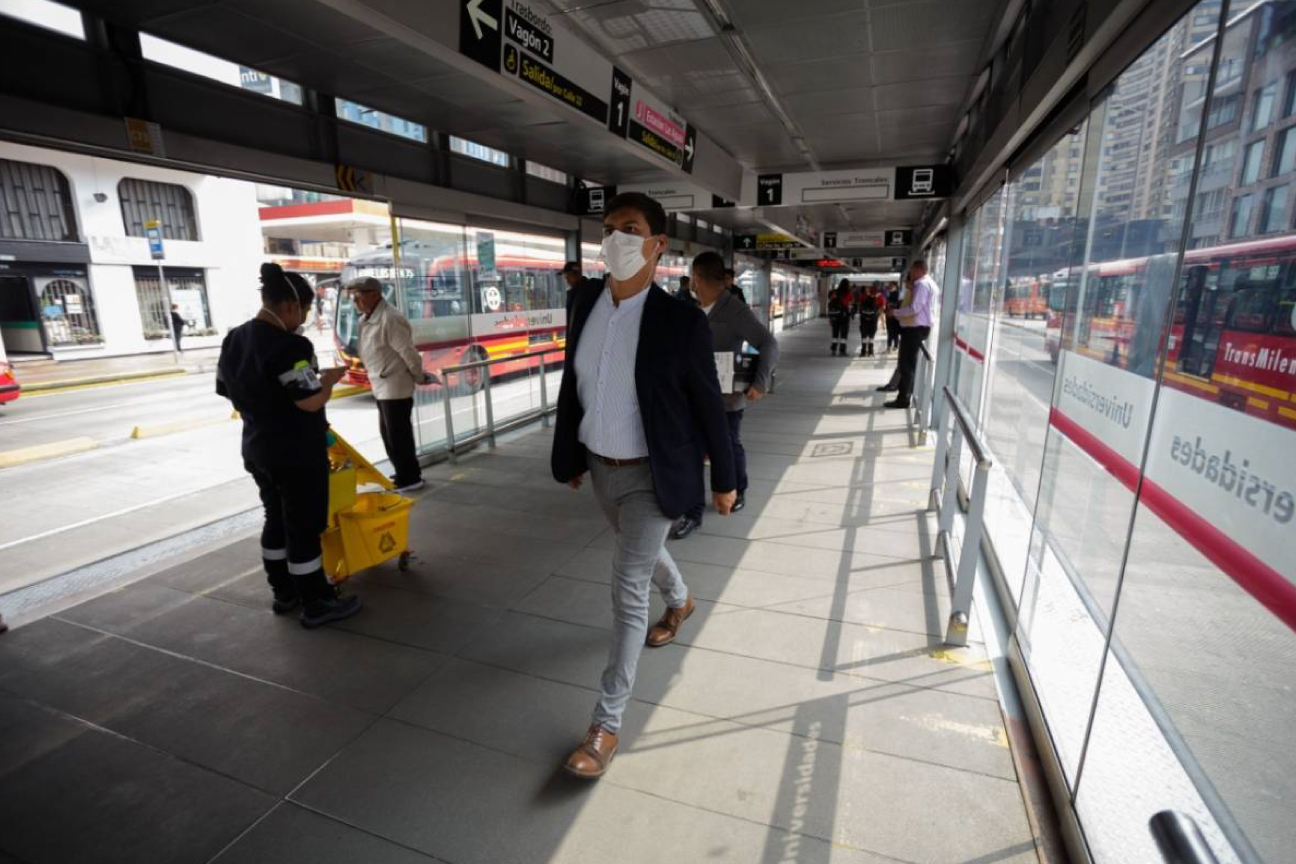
[
  {"xmin": 170, "ymin": 303, "xmax": 187, "ymax": 352},
  {"xmin": 347, "ymin": 277, "xmax": 434, "ymax": 492},
  {"xmin": 884, "ymin": 261, "xmax": 936, "ymax": 409},
  {"xmin": 552, "ymin": 192, "xmax": 737, "ymax": 780},
  {"xmin": 670, "ymin": 251, "xmax": 778, "ymax": 540}
]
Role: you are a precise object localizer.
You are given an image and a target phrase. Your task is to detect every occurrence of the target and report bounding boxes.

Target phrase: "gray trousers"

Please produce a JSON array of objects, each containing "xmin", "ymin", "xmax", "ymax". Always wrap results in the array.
[{"xmin": 588, "ymin": 460, "xmax": 689, "ymax": 732}]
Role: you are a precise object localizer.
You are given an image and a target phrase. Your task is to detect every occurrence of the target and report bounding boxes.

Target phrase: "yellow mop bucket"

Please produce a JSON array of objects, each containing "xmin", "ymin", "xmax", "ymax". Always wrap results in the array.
[{"xmin": 324, "ymin": 492, "xmax": 413, "ymax": 582}]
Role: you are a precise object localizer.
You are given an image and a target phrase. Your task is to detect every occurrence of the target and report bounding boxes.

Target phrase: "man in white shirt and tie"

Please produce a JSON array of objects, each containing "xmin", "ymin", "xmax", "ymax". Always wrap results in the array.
[
  {"xmin": 552, "ymin": 192, "xmax": 737, "ymax": 779},
  {"xmin": 886, "ymin": 259, "xmax": 936, "ymax": 409}
]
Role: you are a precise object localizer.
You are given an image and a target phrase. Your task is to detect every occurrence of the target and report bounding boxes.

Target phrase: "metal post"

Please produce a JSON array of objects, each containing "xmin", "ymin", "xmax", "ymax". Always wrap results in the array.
[
  {"xmin": 158, "ymin": 261, "xmax": 179, "ymax": 362},
  {"xmin": 482, "ymin": 364, "xmax": 496, "ymax": 448},
  {"xmin": 443, "ymin": 381, "xmax": 456, "ymax": 463},
  {"xmin": 946, "ymin": 459, "xmax": 989, "ymax": 646},
  {"xmin": 538, "ymin": 354, "xmax": 550, "ymax": 427},
  {"xmin": 914, "ymin": 351, "xmax": 929, "ymax": 445},
  {"xmin": 937, "ymin": 423, "xmax": 962, "ymax": 560},
  {"xmin": 930, "ymin": 405, "xmax": 952, "ymax": 510}
]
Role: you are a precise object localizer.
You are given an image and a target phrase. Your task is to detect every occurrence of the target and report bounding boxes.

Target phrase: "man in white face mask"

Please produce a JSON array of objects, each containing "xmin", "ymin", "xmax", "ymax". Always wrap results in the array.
[{"xmin": 552, "ymin": 192, "xmax": 738, "ymax": 779}]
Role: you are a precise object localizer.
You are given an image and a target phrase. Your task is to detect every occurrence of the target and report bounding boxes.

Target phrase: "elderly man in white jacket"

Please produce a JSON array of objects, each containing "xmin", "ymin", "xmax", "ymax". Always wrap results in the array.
[{"xmin": 348, "ymin": 277, "xmax": 434, "ymax": 492}]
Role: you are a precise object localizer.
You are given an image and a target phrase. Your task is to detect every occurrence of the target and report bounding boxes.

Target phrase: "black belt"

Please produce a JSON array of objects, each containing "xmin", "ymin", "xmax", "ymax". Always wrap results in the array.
[{"xmin": 591, "ymin": 453, "xmax": 649, "ymax": 467}]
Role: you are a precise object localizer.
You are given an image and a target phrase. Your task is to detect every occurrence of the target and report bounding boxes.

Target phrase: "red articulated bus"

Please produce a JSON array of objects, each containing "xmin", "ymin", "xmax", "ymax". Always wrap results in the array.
[
  {"xmin": 335, "ymin": 236, "xmax": 583, "ymax": 391},
  {"xmin": 1044, "ymin": 235, "xmax": 1296, "ymax": 429}
]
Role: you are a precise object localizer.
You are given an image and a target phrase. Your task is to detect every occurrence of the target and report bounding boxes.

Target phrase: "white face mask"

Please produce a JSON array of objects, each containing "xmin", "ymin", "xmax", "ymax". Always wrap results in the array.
[{"xmin": 600, "ymin": 230, "xmax": 655, "ymax": 281}]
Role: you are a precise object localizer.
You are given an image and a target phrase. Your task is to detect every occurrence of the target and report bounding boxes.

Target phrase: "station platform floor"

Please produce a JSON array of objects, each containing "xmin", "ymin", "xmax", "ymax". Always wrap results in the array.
[{"xmin": 0, "ymin": 323, "xmax": 1041, "ymax": 864}]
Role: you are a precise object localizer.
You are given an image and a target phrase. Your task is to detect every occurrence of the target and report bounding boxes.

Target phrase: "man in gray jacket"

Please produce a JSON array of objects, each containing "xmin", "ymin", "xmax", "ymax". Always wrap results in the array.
[
  {"xmin": 348, "ymin": 277, "xmax": 435, "ymax": 492},
  {"xmin": 669, "ymin": 251, "xmax": 779, "ymax": 540}
]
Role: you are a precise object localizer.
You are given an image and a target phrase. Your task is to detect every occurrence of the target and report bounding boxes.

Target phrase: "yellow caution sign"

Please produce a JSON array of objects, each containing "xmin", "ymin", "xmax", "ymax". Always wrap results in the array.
[{"xmin": 335, "ymin": 163, "xmax": 373, "ymax": 195}]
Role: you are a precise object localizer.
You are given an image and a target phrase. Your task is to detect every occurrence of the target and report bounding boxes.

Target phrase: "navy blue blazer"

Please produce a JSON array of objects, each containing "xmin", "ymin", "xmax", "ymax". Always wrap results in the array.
[{"xmin": 551, "ymin": 278, "xmax": 737, "ymax": 518}]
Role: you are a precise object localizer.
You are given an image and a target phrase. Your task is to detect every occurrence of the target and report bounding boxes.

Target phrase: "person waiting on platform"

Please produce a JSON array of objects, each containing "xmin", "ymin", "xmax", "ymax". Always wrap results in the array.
[
  {"xmin": 857, "ymin": 283, "xmax": 882, "ymax": 357},
  {"xmin": 883, "ymin": 260, "xmax": 936, "ymax": 409},
  {"xmin": 669, "ymin": 250, "xmax": 779, "ymax": 541},
  {"xmin": 216, "ymin": 263, "xmax": 362, "ymax": 629},
  {"xmin": 884, "ymin": 282, "xmax": 902, "ymax": 353},
  {"xmin": 676, "ymin": 274, "xmax": 698, "ymax": 306},
  {"xmin": 828, "ymin": 279, "xmax": 853, "ymax": 356},
  {"xmin": 724, "ymin": 267, "xmax": 746, "ymax": 304},
  {"xmin": 347, "ymin": 277, "xmax": 436, "ymax": 493}
]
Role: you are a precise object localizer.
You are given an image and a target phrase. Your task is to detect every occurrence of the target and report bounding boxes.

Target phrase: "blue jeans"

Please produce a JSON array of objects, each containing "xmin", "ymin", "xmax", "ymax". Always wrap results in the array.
[{"xmin": 685, "ymin": 410, "xmax": 746, "ymax": 523}]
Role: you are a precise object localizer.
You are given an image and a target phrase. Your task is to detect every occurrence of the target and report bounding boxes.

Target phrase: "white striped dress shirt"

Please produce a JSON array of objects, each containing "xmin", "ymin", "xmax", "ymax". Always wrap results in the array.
[{"xmin": 575, "ymin": 286, "xmax": 649, "ymax": 459}]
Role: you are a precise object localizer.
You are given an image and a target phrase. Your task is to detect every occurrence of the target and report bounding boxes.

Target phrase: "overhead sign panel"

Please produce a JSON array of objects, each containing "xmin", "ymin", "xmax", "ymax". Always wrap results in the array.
[
  {"xmin": 577, "ymin": 184, "xmax": 615, "ymax": 216},
  {"xmin": 459, "ymin": 0, "xmax": 502, "ymax": 72},
  {"xmin": 741, "ymin": 166, "xmax": 952, "ymax": 206},
  {"xmin": 736, "ymin": 233, "xmax": 802, "ymax": 252},
  {"xmin": 895, "ymin": 165, "xmax": 953, "ymax": 199},
  {"xmin": 626, "ymin": 88, "xmax": 693, "ymax": 171},
  {"xmin": 460, "ymin": 0, "xmax": 709, "ymax": 177},
  {"xmin": 617, "ymin": 181, "xmax": 716, "ymax": 212}
]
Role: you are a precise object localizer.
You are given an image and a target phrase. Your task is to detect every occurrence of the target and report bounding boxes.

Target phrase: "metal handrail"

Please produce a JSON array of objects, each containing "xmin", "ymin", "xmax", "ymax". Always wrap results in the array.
[
  {"xmin": 439, "ymin": 346, "xmax": 563, "ymax": 461},
  {"xmin": 942, "ymin": 385, "xmax": 991, "ymax": 468},
  {"xmin": 912, "ymin": 342, "xmax": 935, "ymax": 443},
  {"xmin": 1150, "ymin": 812, "xmax": 1221, "ymax": 864},
  {"xmin": 929, "ymin": 385, "xmax": 995, "ymax": 646},
  {"xmin": 440, "ymin": 345, "xmax": 563, "ymax": 374}
]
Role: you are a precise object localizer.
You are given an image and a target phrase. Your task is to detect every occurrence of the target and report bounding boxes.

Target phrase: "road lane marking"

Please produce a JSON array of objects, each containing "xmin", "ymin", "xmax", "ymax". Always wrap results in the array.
[
  {"xmin": 0, "ymin": 436, "xmax": 98, "ymax": 469},
  {"xmin": 22, "ymin": 369, "xmax": 188, "ymax": 397},
  {"xmin": 131, "ymin": 415, "xmax": 231, "ymax": 439}
]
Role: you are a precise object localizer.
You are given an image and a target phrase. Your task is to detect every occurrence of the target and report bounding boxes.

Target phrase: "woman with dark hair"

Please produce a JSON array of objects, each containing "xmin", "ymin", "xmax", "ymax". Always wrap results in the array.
[
  {"xmin": 828, "ymin": 279, "xmax": 853, "ymax": 356},
  {"xmin": 216, "ymin": 263, "xmax": 362, "ymax": 628}
]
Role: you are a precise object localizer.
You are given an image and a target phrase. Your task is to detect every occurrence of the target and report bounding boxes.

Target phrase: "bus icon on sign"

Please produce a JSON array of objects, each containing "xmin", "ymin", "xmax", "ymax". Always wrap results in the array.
[
  {"xmin": 909, "ymin": 169, "xmax": 935, "ymax": 195},
  {"xmin": 589, "ymin": 188, "xmax": 605, "ymax": 213}
]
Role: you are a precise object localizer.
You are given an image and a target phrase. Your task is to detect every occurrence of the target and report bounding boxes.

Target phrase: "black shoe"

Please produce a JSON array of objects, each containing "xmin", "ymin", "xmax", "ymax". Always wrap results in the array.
[
  {"xmin": 300, "ymin": 594, "xmax": 363, "ymax": 629},
  {"xmin": 884, "ymin": 397, "xmax": 912, "ymax": 409},
  {"xmin": 731, "ymin": 492, "xmax": 746, "ymax": 513},
  {"xmin": 669, "ymin": 517, "xmax": 701, "ymax": 540},
  {"xmin": 830, "ymin": 346, "xmax": 837, "ymax": 356},
  {"xmin": 272, "ymin": 595, "xmax": 301, "ymax": 615},
  {"xmin": 876, "ymin": 384, "xmax": 898, "ymax": 392}
]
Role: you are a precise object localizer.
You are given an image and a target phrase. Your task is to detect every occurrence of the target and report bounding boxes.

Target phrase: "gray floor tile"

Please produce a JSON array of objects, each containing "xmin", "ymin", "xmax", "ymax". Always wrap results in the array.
[
  {"xmin": 0, "ymin": 617, "xmax": 108, "ymax": 688},
  {"xmin": 355, "ymin": 554, "xmax": 551, "ymax": 608},
  {"xmin": 2, "ymin": 632, "xmax": 374, "ymax": 795},
  {"xmin": 326, "ymin": 579, "xmax": 505, "ymax": 655},
  {"xmin": 151, "ymin": 541, "xmax": 263, "ymax": 594},
  {"xmin": 59, "ymin": 585, "xmax": 449, "ymax": 714},
  {"xmin": 294, "ymin": 718, "xmax": 891, "ymax": 864},
  {"xmin": 210, "ymin": 803, "xmax": 443, "ymax": 864},
  {"xmin": 0, "ymin": 696, "xmax": 272, "ymax": 864},
  {"xmin": 0, "ymin": 692, "xmax": 89, "ymax": 778}
]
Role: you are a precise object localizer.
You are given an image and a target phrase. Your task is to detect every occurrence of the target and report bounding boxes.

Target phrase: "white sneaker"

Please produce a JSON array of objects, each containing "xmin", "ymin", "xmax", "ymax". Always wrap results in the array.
[{"xmin": 394, "ymin": 479, "xmax": 425, "ymax": 493}]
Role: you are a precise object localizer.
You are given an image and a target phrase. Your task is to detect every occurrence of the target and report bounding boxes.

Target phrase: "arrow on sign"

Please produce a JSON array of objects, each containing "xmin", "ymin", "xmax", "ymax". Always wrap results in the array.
[{"xmin": 466, "ymin": 0, "xmax": 498, "ymax": 39}]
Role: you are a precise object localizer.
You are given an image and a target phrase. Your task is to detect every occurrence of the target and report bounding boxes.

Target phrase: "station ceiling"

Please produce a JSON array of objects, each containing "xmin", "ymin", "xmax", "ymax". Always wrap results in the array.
[{"xmin": 68, "ymin": 0, "xmax": 1005, "ymax": 234}]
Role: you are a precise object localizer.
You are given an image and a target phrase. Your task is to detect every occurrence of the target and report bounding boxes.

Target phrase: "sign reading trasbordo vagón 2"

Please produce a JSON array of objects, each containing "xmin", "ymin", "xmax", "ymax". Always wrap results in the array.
[{"xmin": 459, "ymin": 0, "xmax": 697, "ymax": 172}]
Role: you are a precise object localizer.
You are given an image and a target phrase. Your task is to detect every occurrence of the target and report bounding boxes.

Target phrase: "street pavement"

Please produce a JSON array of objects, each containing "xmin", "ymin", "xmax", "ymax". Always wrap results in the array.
[{"xmin": 0, "ymin": 343, "xmax": 559, "ymax": 597}]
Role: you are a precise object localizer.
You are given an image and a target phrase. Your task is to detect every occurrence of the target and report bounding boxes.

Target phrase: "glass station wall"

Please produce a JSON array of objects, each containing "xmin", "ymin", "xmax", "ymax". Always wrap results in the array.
[
  {"xmin": 942, "ymin": 2, "xmax": 1296, "ymax": 862},
  {"xmin": 337, "ymin": 219, "xmax": 570, "ymax": 456}
]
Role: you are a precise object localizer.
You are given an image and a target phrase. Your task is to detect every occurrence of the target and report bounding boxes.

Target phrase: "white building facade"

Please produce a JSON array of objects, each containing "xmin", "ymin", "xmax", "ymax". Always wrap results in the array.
[{"xmin": 0, "ymin": 140, "xmax": 264, "ymax": 363}]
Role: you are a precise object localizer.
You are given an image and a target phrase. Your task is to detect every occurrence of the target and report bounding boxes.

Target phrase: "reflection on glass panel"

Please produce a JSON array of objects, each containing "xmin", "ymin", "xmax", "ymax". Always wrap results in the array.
[
  {"xmin": 953, "ymin": 190, "xmax": 1007, "ymax": 419},
  {"xmin": 983, "ymin": 124, "xmax": 1088, "ymax": 602},
  {"xmin": 1078, "ymin": 1, "xmax": 1296, "ymax": 859},
  {"xmin": 1020, "ymin": 2, "xmax": 1216, "ymax": 793},
  {"xmin": 140, "ymin": 33, "xmax": 303, "ymax": 104},
  {"xmin": 450, "ymin": 137, "xmax": 509, "ymax": 167},
  {"xmin": 335, "ymin": 99, "xmax": 427, "ymax": 142}
]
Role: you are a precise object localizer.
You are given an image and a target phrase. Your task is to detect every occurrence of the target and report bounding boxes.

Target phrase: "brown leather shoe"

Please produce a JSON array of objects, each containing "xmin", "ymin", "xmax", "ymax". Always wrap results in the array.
[
  {"xmin": 646, "ymin": 595, "xmax": 695, "ymax": 647},
  {"xmin": 564, "ymin": 725, "xmax": 618, "ymax": 779}
]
